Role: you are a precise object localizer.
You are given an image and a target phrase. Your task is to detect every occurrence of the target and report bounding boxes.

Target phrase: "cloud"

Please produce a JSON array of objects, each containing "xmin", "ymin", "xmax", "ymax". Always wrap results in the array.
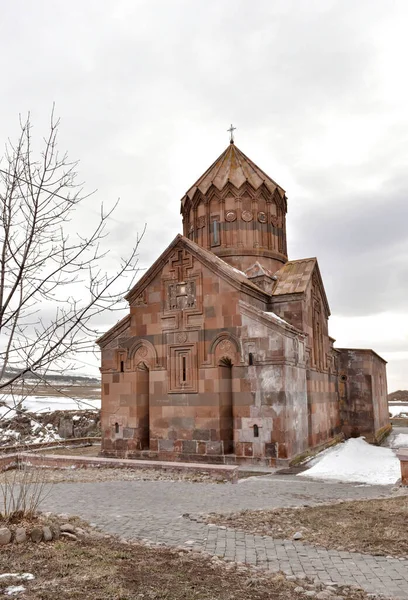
[{"xmin": 0, "ymin": 0, "xmax": 407, "ymax": 390}]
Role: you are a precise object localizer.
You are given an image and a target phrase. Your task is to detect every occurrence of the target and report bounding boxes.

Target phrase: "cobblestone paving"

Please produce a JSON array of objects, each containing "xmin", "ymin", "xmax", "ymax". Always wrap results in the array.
[{"xmin": 41, "ymin": 475, "xmax": 408, "ymax": 599}]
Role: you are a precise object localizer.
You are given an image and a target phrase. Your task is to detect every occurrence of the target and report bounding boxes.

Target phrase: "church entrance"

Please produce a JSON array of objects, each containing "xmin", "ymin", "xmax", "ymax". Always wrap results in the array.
[
  {"xmin": 136, "ymin": 362, "xmax": 150, "ymax": 450},
  {"xmin": 218, "ymin": 358, "xmax": 234, "ymax": 454}
]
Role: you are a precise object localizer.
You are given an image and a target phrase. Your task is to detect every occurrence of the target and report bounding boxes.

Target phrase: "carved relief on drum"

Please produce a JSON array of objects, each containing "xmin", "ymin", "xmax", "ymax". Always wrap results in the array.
[{"xmin": 225, "ymin": 210, "xmax": 237, "ymax": 222}]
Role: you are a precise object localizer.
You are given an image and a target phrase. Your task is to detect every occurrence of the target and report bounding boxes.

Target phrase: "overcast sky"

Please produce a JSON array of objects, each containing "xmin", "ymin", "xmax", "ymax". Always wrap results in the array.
[{"xmin": 1, "ymin": 0, "xmax": 407, "ymax": 391}]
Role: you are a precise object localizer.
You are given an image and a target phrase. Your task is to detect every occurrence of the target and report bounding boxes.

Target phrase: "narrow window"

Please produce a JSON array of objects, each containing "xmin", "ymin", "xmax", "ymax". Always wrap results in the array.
[
  {"xmin": 115, "ymin": 422, "xmax": 119, "ymax": 434},
  {"xmin": 211, "ymin": 220, "xmax": 220, "ymax": 246},
  {"xmin": 253, "ymin": 424, "xmax": 259, "ymax": 438},
  {"xmin": 248, "ymin": 352, "xmax": 254, "ymax": 366},
  {"xmin": 182, "ymin": 356, "xmax": 187, "ymax": 382},
  {"xmin": 120, "ymin": 360, "xmax": 124, "ymax": 373}
]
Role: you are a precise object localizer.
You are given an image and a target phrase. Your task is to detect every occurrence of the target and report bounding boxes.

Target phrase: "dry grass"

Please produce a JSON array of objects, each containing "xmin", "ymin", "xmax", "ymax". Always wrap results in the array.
[
  {"xmin": 0, "ymin": 466, "xmax": 222, "ymax": 485},
  {"xmin": 206, "ymin": 495, "xmax": 408, "ymax": 557},
  {"xmin": 0, "ymin": 536, "xmax": 371, "ymax": 600}
]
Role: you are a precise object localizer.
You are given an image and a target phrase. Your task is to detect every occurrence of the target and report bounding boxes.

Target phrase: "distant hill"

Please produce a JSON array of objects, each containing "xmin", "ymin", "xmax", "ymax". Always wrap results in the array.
[
  {"xmin": 1, "ymin": 367, "xmax": 100, "ymax": 386},
  {"xmin": 388, "ymin": 390, "xmax": 408, "ymax": 403}
]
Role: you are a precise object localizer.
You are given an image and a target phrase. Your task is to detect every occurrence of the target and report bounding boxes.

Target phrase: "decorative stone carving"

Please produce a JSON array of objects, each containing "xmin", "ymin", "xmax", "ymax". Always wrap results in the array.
[
  {"xmin": 186, "ymin": 280, "xmax": 196, "ymax": 308},
  {"xmin": 134, "ymin": 291, "xmax": 147, "ymax": 306},
  {"xmin": 137, "ymin": 346, "xmax": 148, "ymax": 358},
  {"xmin": 219, "ymin": 340, "xmax": 233, "ymax": 352},
  {"xmin": 168, "ymin": 283, "xmax": 177, "ymax": 310},
  {"xmin": 197, "ymin": 216, "xmax": 206, "ymax": 228},
  {"xmin": 241, "ymin": 210, "xmax": 253, "ymax": 222},
  {"xmin": 167, "ymin": 280, "xmax": 196, "ymax": 310},
  {"xmin": 258, "ymin": 211, "xmax": 267, "ymax": 223},
  {"xmin": 225, "ymin": 210, "xmax": 237, "ymax": 222},
  {"xmin": 270, "ymin": 215, "xmax": 279, "ymax": 227},
  {"xmin": 176, "ymin": 331, "xmax": 188, "ymax": 343}
]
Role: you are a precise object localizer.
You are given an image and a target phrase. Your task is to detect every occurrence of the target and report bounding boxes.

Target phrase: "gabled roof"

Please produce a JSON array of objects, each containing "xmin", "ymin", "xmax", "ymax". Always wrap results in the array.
[
  {"xmin": 181, "ymin": 142, "xmax": 286, "ymax": 207},
  {"xmin": 272, "ymin": 258, "xmax": 317, "ymax": 296},
  {"xmin": 272, "ymin": 258, "xmax": 331, "ymax": 316},
  {"xmin": 125, "ymin": 234, "xmax": 270, "ymax": 306}
]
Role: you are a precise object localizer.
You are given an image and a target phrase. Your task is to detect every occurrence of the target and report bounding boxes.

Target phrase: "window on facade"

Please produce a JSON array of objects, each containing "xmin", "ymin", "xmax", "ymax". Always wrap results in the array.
[
  {"xmin": 248, "ymin": 352, "xmax": 254, "ymax": 366},
  {"xmin": 253, "ymin": 424, "xmax": 259, "ymax": 438},
  {"xmin": 120, "ymin": 360, "xmax": 124, "ymax": 373},
  {"xmin": 115, "ymin": 422, "xmax": 119, "ymax": 434},
  {"xmin": 169, "ymin": 345, "xmax": 198, "ymax": 393},
  {"xmin": 211, "ymin": 218, "xmax": 220, "ymax": 246}
]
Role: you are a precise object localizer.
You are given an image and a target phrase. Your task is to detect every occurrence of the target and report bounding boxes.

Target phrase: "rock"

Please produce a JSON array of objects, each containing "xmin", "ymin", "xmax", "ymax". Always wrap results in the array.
[
  {"xmin": 0, "ymin": 527, "xmax": 11, "ymax": 545},
  {"xmin": 31, "ymin": 527, "xmax": 43, "ymax": 543},
  {"xmin": 43, "ymin": 526, "xmax": 53, "ymax": 542},
  {"xmin": 51, "ymin": 523, "xmax": 61, "ymax": 540},
  {"xmin": 15, "ymin": 528, "xmax": 27, "ymax": 543},
  {"xmin": 60, "ymin": 531, "xmax": 77, "ymax": 540},
  {"xmin": 60, "ymin": 523, "xmax": 75, "ymax": 533},
  {"xmin": 286, "ymin": 575, "xmax": 297, "ymax": 581},
  {"xmin": 316, "ymin": 592, "xmax": 332, "ymax": 599},
  {"xmin": 293, "ymin": 531, "xmax": 303, "ymax": 540},
  {"xmin": 294, "ymin": 586, "xmax": 305, "ymax": 593},
  {"xmin": 304, "ymin": 592, "xmax": 317, "ymax": 598}
]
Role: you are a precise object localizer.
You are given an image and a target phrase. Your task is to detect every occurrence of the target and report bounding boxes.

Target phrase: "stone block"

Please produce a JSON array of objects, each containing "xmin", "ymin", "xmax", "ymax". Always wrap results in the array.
[
  {"xmin": 206, "ymin": 441, "xmax": 222, "ymax": 455},
  {"xmin": 265, "ymin": 443, "xmax": 277, "ymax": 458},
  {"xmin": 158, "ymin": 439, "xmax": 174, "ymax": 452},
  {"xmin": 192, "ymin": 429, "xmax": 210, "ymax": 441},
  {"xmin": 182, "ymin": 440, "xmax": 197, "ymax": 454}
]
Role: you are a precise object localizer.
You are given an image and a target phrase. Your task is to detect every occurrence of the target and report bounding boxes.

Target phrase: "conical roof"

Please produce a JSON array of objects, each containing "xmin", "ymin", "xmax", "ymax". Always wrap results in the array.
[{"xmin": 181, "ymin": 142, "xmax": 286, "ymax": 207}]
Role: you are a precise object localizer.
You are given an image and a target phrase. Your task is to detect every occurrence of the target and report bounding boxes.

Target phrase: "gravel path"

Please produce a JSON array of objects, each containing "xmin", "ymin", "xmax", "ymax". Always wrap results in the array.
[{"xmin": 40, "ymin": 474, "xmax": 408, "ymax": 599}]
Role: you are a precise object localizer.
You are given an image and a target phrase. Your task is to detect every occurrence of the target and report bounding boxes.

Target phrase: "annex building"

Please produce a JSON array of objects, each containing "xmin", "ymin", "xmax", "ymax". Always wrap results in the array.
[{"xmin": 97, "ymin": 139, "xmax": 390, "ymax": 465}]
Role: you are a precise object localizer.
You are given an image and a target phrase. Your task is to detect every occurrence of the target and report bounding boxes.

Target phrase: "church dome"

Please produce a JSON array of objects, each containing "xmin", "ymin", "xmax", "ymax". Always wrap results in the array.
[{"xmin": 180, "ymin": 142, "xmax": 288, "ymax": 274}]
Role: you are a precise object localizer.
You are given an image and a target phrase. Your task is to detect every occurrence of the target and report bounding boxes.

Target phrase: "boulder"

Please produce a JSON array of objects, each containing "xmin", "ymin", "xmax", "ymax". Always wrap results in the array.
[
  {"xmin": 43, "ymin": 526, "xmax": 53, "ymax": 542},
  {"xmin": 0, "ymin": 528, "xmax": 11, "ymax": 545},
  {"xmin": 15, "ymin": 528, "xmax": 27, "ymax": 544},
  {"xmin": 31, "ymin": 527, "xmax": 43, "ymax": 543}
]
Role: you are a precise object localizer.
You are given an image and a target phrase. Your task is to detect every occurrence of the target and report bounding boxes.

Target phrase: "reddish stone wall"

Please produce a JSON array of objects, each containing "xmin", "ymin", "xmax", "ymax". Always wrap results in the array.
[
  {"xmin": 100, "ymin": 241, "xmax": 311, "ymax": 465},
  {"xmin": 271, "ymin": 274, "xmax": 341, "ymax": 449},
  {"xmin": 338, "ymin": 349, "xmax": 389, "ymax": 441}
]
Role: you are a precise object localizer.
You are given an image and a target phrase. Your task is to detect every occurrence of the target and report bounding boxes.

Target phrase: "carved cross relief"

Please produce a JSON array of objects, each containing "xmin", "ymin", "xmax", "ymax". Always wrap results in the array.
[{"xmin": 167, "ymin": 249, "xmax": 197, "ymax": 311}]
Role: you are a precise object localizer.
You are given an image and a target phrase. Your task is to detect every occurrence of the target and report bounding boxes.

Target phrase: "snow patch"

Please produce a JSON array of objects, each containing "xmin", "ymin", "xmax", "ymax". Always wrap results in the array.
[
  {"xmin": 264, "ymin": 311, "xmax": 291, "ymax": 326},
  {"xmin": 0, "ymin": 394, "xmax": 100, "ymax": 415},
  {"xmin": 388, "ymin": 404, "xmax": 408, "ymax": 417},
  {"xmin": 392, "ymin": 433, "xmax": 408, "ymax": 448},
  {"xmin": 5, "ymin": 586, "xmax": 25, "ymax": 595},
  {"xmin": 298, "ymin": 437, "xmax": 400, "ymax": 485}
]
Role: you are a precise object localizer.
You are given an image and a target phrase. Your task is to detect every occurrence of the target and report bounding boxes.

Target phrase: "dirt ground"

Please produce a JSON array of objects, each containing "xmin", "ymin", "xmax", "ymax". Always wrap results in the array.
[
  {"xmin": 44, "ymin": 443, "xmax": 101, "ymax": 456},
  {"xmin": 0, "ymin": 536, "xmax": 372, "ymax": 600},
  {"xmin": 205, "ymin": 495, "xmax": 408, "ymax": 557}
]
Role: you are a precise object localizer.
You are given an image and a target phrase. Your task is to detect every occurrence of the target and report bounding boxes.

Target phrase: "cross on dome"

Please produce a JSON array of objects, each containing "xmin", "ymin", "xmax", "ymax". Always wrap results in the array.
[{"xmin": 227, "ymin": 124, "xmax": 236, "ymax": 144}]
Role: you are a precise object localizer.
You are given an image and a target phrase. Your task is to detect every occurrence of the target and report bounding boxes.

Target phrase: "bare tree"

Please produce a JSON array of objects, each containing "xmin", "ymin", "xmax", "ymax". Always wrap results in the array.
[{"xmin": 0, "ymin": 110, "xmax": 142, "ymax": 428}]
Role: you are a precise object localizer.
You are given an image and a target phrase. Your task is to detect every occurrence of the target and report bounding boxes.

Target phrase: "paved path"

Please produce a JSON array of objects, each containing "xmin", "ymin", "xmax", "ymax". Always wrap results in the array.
[{"xmin": 41, "ymin": 475, "xmax": 408, "ymax": 599}]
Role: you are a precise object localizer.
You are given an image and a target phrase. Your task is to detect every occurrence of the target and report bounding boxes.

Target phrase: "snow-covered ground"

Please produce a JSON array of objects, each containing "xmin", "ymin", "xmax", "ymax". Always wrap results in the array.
[
  {"xmin": 388, "ymin": 404, "xmax": 408, "ymax": 417},
  {"xmin": 298, "ymin": 437, "xmax": 401, "ymax": 485},
  {"xmin": 0, "ymin": 394, "xmax": 100, "ymax": 418}
]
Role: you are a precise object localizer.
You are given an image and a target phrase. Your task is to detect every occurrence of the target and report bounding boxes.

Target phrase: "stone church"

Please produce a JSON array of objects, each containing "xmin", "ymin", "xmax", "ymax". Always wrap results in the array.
[{"xmin": 97, "ymin": 139, "xmax": 390, "ymax": 466}]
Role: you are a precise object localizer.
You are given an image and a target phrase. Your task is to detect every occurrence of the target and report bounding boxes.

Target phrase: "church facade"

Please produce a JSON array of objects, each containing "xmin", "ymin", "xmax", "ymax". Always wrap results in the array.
[{"xmin": 97, "ymin": 141, "xmax": 390, "ymax": 465}]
